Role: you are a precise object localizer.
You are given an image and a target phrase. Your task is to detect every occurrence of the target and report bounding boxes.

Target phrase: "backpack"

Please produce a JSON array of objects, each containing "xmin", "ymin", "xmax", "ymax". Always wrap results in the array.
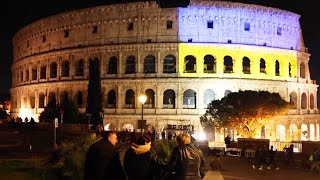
[{"xmin": 309, "ymin": 154, "xmax": 313, "ymax": 161}]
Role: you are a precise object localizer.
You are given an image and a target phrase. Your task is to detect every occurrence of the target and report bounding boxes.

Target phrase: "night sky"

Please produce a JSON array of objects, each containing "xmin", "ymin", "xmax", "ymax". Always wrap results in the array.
[{"xmin": 0, "ymin": 0, "xmax": 319, "ymax": 95}]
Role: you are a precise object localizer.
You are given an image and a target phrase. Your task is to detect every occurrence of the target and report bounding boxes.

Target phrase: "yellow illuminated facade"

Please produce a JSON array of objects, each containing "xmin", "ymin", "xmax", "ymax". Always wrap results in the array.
[{"xmin": 179, "ymin": 43, "xmax": 297, "ymax": 80}]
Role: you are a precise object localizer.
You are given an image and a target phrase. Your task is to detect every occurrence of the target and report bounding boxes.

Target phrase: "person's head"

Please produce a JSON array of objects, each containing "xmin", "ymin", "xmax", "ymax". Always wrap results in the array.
[
  {"xmin": 290, "ymin": 144, "xmax": 294, "ymax": 148},
  {"xmin": 136, "ymin": 136, "xmax": 151, "ymax": 145},
  {"xmin": 176, "ymin": 132, "xmax": 191, "ymax": 146},
  {"xmin": 271, "ymin": 145, "xmax": 274, "ymax": 150},
  {"xmin": 102, "ymin": 131, "xmax": 118, "ymax": 146}
]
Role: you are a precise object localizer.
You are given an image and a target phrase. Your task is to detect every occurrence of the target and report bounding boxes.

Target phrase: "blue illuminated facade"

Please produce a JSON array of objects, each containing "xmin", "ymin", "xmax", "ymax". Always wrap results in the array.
[{"xmin": 178, "ymin": 3, "xmax": 301, "ymax": 50}]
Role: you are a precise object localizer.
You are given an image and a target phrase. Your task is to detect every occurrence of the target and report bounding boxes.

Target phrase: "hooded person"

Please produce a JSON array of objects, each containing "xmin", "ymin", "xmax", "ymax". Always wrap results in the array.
[{"xmin": 123, "ymin": 135, "xmax": 160, "ymax": 180}]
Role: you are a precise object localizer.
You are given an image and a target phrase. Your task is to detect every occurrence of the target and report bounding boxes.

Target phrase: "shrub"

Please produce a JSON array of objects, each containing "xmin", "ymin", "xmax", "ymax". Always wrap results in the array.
[
  {"xmin": 42, "ymin": 133, "xmax": 101, "ymax": 180},
  {"xmin": 153, "ymin": 140, "xmax": 176, "ymax": 164}
]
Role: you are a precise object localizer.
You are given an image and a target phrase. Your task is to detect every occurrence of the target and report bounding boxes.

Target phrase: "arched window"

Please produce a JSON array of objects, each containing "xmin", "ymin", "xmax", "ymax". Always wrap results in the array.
[
  {"xmin": 75, "ymin": 59, "xmax": 84, "ymax": 76},
  {"xmin": 144, "ymin": 55, "xmax": 156, "ymax": 73},
  {"xmin": 184, "ymin": 55, "xmax": 196, "ymax": 73},
  {"xmin": 108, "ymin": 56, "xmax": 118, "ymax": 74},
  {"xmin": 260, "ymin": 58, "xmax": 266, "ymax": 73},
  {"xmin": 300, "ymin": 63, "xmax": 306, "ymax": 78},
  {"xmin": 125, "ymin": 56, "xmax": 136, "ymax": 74},
  {"xmin": 60, "ymin": 91, "xmax": 68, "ymax": 105},
  {"xmin": 32, "ymin": 68, "xmax": 37, "ymax": 80},
  {"xmin": 125, "ymin": 89, "xmax": 135, "ymax": 108},
  {"xmin": 204, "ymin": 55, "xmax": 216, "ymax": 73},
  {"xmin": 39, "ymin": 93, "xmax": 45, "ymax": 108},
  {"xmin": 224, "ymin": 56, "xmax": 233, "ymax": 73},
  {"xmin": 203, "ymin": 89, "xmax": 216, "ymax": 106},
  {"xmin": 61, "ymin": 61, "xmax": 70, "ymax": 77},
  {"xmin": 145, "ymin": 89, "xmax": 155, "ymax": 108},
  {"xmin": 163, "ymin": 55, "xmax": 176, "ymax": 73},
  {"xmin": 40, "ymin": 66, "xmax": 46, "ymax": 79},
  {"xmin": 275, "ymin": 60, "xmax": 280, "ymax": 76},
  {"xmin": 289, "ymin": 92, "xmax": 298, "ymax": 109},
  {"xmin": 163, "ymin": 89, "xmax": 175, "ymax": 109},
  {"xmin": 301, "ymin": 93, "xmax": 307, "ymax": 109},
  {"xmin": 48, "ymin": 92, "xmax": 56, "ymax": 106},
  {"xmin": 25, "ymin": 70, "xmax": 29, "ymax": 81},
  {"xmin": 20, "ymin": 71, "xmax": 23, "ymax": 82},
  {"xmin": 50, "ymin": 62, "xmax": 57, "ymax": 78},
  {"xmin": 73, "ymin": 91, "xmax": 83, "ymax": 107},
  {"xmin": 183, "ymin": 89, "xmax": 196, "ymax": 109},
  {"xmin": 310, "ymin": 94, "xmax": 314, "ymax": 110},
  {"xmin": 242, "ymin": 56, "xmax": 250, "ymax": 74},
  {"xmin": 107, "ymin": 90, "xmax": 116, "ymax": 108},
  {"xmin": 301, "ymin": 124, "xmax": 308, "ymax": 141},
  {"xmin": 30, "ymin": 95, "xmax": 35, "ymax": 108}
]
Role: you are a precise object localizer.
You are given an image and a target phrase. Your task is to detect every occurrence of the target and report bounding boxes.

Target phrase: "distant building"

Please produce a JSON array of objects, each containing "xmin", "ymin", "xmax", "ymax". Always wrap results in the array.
[{"xmin": 10, "ymin": 0, "xmax": 320, "ymax": 141}]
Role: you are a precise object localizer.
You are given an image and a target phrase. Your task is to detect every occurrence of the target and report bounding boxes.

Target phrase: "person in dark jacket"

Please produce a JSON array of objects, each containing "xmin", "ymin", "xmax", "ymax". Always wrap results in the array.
[
  {"xmin": 267, "ymin": 146, "xmax": 279, "ymax": 170},
  {"xmin": 84, "ymin": 131, "xmax": 126, "ymax": 180},
  {"xmin": 123, "ymin": 135, "xmax": 160, "ymax": 180},
  {"xmin": 166, "ymin": 132, "xmax": 205, "ymax": 180}
]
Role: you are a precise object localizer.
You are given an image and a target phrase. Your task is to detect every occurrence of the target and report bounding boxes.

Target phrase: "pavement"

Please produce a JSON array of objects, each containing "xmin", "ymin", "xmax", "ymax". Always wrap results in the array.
[{"xmin": 203, "ymin": 156, "xmax": 320, "ymax": 180}]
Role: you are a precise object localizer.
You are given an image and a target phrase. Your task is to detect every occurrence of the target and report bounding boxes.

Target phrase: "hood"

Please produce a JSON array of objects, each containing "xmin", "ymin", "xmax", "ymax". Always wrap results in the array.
[{"xmin": 131, "ymin": 142, "xmax": 151, "ymax": 155}]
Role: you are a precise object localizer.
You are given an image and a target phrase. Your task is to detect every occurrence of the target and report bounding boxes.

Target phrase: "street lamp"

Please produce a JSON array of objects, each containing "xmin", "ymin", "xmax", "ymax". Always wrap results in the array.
[{"xmin": 138, "ymin": 93, "xmax": 147, "ymax": 136}]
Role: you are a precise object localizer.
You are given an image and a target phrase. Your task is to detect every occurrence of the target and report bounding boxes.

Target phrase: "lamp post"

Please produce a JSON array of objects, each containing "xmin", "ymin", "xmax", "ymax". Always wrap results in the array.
[
  {"xmin": 138, "ymin": 93, "xmax": 147, "ymax": 136},
  {"xmin": 87, "ymin": 113, "xmax": 92, "ymax": 130}
]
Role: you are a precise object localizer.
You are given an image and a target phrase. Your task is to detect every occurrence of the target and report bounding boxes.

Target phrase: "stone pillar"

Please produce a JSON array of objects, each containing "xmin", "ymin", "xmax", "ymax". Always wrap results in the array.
[
  {"xmin": 118, "ymin": 53, "xmax": 123, "ymax": 77},
  {"xmin": 216, "ymin": 54, "xmax": 224, "ymax": 74},
  {"xmin": 234, "ymin": 55, "xmax": 242, "ymax": 75},
  {"xmin": 57, "ymin": 57, "xmax": 61, "ymax": 79},
  {"xmin": 137, "ymin": 51, "xmax": 141, "ymax": 74},
  {"xmin": 117, "ymin": 85, "xmax": 122, "ymax": 110},
  {"xmin": 196, "ymin": 54, "xmax": 203, "ymax": 75},
  {"xmin": 157, "ymin": 51, "xmax": 162, "ymax": 76},
  {"xmin": 70, "ymin": 55, "xmax": 75, "ymax": 79},
  {"xmin": 84, "ymin": 57, "xmax": 89, "ymax": 79}
]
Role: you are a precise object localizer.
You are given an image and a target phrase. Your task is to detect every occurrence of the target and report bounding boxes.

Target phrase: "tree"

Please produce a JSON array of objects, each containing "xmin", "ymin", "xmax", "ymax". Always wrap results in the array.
[
  {"xmin": 200, "ymin": 90, "xmax": 290, "ymax": 138},
  {"xmin": 86, "ymin": 58, "xmax": 103, "ymax": 128},
  {"xmin": 39, "ymin": 102, "xmax": 59, "ymax": 123},
  {"xmin": 59, "ymin": 100, "xmax": 79, "ymax": 124}
]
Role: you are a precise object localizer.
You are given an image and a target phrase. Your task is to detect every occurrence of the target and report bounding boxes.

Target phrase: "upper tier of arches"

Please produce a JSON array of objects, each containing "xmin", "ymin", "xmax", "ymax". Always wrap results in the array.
[{"xmin": 12, "ymin": 0, "xmax": 304, "ymax": 62}]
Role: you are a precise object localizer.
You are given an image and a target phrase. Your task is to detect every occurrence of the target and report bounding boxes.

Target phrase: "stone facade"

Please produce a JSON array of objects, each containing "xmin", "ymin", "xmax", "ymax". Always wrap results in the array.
[{"xmin": 10, "ymin": 0, "xmax": 320, "ymax": 141}]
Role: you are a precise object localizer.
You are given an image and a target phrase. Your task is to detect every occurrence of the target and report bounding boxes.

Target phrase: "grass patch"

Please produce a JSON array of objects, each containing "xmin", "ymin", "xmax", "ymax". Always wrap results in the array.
[{"xmin": 0, "ymin": 160, "xmax": 42, "ymax": 180}]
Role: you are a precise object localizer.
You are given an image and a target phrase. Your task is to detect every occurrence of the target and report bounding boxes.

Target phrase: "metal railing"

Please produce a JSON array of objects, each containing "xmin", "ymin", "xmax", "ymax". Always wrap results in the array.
[{"xmin": 269, "ymin": 141, "xmax": 302, "ymax": 152}]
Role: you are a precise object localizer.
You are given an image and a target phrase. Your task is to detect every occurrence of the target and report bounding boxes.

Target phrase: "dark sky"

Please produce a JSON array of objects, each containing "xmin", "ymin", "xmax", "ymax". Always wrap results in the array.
[{"xmin": 0, "ymin": 0, "xmax": 319, "ymax": 95}]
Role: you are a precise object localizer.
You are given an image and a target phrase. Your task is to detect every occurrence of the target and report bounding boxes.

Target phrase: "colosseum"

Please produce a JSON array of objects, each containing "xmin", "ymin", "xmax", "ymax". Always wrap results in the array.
[{"xmin": 10, "ymin": 0, "xmax": 320, "ymax": 142}]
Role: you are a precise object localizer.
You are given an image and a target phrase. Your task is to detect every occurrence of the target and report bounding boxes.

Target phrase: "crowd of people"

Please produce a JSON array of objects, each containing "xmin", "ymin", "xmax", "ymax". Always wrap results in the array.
[
  {"xmin": 252, "ymin": 145, "xmax": 280, "ymax": 170},
  {"xmin": 84, "ymin": 131, "xmax": 205, "ymax": 180},
  {"xmin": 8, "ymin": 116, "xmax": 36, "ymax": 128}
]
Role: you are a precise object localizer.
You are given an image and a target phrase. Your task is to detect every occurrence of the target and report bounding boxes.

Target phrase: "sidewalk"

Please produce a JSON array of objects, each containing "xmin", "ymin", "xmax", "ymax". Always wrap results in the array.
[{"xmin": 203, "ymin": 156, "xmax": 320, "ymax": 180}]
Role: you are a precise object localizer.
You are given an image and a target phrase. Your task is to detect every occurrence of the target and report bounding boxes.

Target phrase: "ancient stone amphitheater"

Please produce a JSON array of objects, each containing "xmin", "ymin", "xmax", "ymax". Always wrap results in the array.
[{"xmin": 10, "ymin": 0, "xmax": 319, "ymax": 141}]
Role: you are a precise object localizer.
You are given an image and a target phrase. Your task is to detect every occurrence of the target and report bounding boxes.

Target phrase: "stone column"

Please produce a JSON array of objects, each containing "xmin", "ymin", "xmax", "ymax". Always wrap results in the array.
[
  {"xmin": 117, "ymin": 85, "xmax": 122, "ymax": 111},
  {"xmin": 118, "ymin": 53, "xmax": 123, "ymax": 77},
  {"xmin": 157, "ymin": 51, "xmax": 162, "ymax": 76},
  {"xmin": 216, "ymin": 54, "xmax": 224, "ymax": 74}
]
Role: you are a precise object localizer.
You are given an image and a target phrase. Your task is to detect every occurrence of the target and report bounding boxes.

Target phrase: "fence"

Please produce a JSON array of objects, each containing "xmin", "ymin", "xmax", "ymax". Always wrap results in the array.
[
  {"xmin": 269, "ymin": 141, "xmax": 302, "ymax": 153},
  {"xmin": 208, "ymin": 141, "xmax": 302, "ymax": 153}
]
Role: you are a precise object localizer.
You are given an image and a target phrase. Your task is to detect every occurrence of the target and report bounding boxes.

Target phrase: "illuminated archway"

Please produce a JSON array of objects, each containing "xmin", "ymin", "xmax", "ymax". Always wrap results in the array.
[
  {"xmin": 301, "ymin": 124, "xmax": 308, "ymax": 141},
  {"xmin": 289, "ymin": 124, "xmax": 299, "ymax": 141},
  {"xmin": 276, "ymin": 124, "xmax": 286, "ymax": 141},
  {"xmin": 123, "ymin": 123, "xmax": 134, "ymax": 132}
]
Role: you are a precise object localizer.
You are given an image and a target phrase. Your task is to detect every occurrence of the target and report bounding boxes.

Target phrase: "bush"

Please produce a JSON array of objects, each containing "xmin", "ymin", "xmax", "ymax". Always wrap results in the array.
[
  {"xmin": 153, "ymin": 140, "xmax": 176, "ymax": 164},
  {"xmin": 42, "ymin": 133, "xmax": 101, "ymax": 180}
]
